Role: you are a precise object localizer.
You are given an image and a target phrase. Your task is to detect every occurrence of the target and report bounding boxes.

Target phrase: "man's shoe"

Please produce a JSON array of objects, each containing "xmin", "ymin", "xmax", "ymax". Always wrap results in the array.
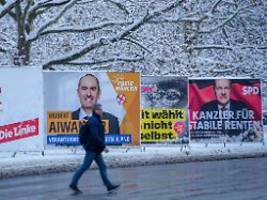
[
  {"xmin": 69, "ymin": 184, "xmax": 82, "ymax": 193},
  {"xmin": 107, "ymin": 184, "xmax": 120, "ymax": 192}
]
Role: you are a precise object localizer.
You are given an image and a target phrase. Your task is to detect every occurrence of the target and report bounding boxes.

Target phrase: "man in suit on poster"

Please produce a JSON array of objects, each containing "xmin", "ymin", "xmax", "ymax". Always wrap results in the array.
[
  {"xmin": 72, "ymin": 74, "xmax": 120, "ymax": 134},
  {"xmin": 197, "ymin": 79, "xmax": 250, "ymax": 139}
]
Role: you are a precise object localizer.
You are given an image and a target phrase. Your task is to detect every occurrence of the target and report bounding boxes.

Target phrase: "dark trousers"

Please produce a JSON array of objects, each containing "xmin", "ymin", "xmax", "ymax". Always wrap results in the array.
[{"xmin": 70, "ymin": 150, "xmax": 113, "ymax": 189}]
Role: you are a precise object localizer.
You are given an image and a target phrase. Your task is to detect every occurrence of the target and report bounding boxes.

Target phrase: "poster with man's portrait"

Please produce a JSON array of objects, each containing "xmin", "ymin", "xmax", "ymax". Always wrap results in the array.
[
  {"xmin": 44, "ymin": 72, "xmax": 140, "ymax": 145},
  {"xmin": 189, "ymin": 78, "xmax": 263, "ymax": 143},
  {"xmin": 141, "ymin": 76, "xmax": 188, "ymax": 143}
]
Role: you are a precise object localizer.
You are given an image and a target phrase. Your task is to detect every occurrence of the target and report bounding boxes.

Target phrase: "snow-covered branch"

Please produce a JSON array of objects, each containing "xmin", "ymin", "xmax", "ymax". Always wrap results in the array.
[
  {"xmin": 115, "ymin": 0, "xmax": 184, "ymax": 41},
  {"xmin": 1, "ymin": 0, "xmax": 265, "ymax": 78},
  {"xmin": 123, "ymin": 37, "xmax": 152, "ymax": 53},
  {"xmin": 76, "ymin": 0, "xmax": 96, "ymax": 3},
  {"xmin": 149, "ymin": 12, "xmax": 202, "ymax": 23},
  {"xmin": 0, "ymin": 32, "xmax": 17, "ymax": 46},
  {"xmin": 21, "ymin": 0, "xmax": 32, "ymax": 32},
  {"xmin": 29, "ymin": 20, "xmax": 131, "ymax": 42},
  {"xmin": 210, "ymin": 0, "xmax": 223, "ymax": 14},
  {"xmin": 32, "ymin": 13, "xmax": 203, "ymax": 42},
  {"xmin": 199, "ymin": 4, "xmax": 254, "ymax": 33},
  {"xmin": 192, "ymin": 45, "xmax": 267, "ymax": 50},
  {"xmin": 43, "ymin": 0, "xmax": 184, "ymax": 69},
  {"xmin": 0, "ymin": 0, "xmax": 19, "ymax": 18},
  {"xmin": 42, "ymin": 37, "xmax": 109, "ymax": 69},
  {"xmin": 27, "ymin": 0, "xmax": 77, "ymax": 42},
  {"xmin": 104, "ymin": 0, "xmax": 129, "ymax": 15},
  {"xmin": 192, "ymin": 45, "xmax": 233, "ymax": 50},
  {"xmin": 239, "ymin": 46, "xmax": 267, "ymax": 50},
  {"xmin": 0, "ymin": 45, "xmax": 6, "ymax": 52},
  {"xmin": 64, "ymin": 56, "xmax": 144, "ymax": 66},
  {"xmin": 26, "ymin": 0, "xmax": 70, "ymax": 25},
  {"xmin": 27, "ymin": 0, "xmax": 70, "ymax": 15}
]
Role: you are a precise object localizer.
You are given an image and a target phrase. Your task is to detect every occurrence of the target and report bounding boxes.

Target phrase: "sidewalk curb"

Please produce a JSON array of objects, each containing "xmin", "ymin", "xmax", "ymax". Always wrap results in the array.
[{"xmin": 1, "ymin": 149, "xmax": 267, "ymax": 179}]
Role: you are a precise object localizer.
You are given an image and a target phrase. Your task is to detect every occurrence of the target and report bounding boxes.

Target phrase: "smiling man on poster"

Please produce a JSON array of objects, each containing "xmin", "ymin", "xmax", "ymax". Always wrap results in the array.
[
  {"xmin": 72, "ymin": 74, "xmax": 120, "ymax": 134},
  {"xmin": 198, "ymin": 79, "xmax": 249, "ymax": 137}
]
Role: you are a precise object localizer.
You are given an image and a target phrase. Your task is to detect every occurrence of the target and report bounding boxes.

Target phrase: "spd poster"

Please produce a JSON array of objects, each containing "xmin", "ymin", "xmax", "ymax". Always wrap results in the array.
[{"xmin": 189, "ymin": 78, "xmax": 263, "ymax": 143}]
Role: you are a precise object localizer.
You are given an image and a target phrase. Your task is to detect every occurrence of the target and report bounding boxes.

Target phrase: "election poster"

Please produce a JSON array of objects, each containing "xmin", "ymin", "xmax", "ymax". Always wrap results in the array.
[
  {"xmin": 44, "ymin": 72, "xmax": 140, "ymax": 146},
  {"xmin": 0, "ymin": 67, "xmax": 44, "ymax": 151},
  {"xmin": 141, "ymin": 76, "xmax": 188, "ymax": 143},
  {"xmin": 189, "ymin": 78, "xmax": 263, "ymax": 143}
]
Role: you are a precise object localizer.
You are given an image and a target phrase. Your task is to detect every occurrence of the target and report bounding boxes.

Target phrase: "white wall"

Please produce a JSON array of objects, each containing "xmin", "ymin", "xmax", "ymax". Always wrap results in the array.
[{"xmin": 0, "ymin": 67, "xmax": 44, "ymax": 151}]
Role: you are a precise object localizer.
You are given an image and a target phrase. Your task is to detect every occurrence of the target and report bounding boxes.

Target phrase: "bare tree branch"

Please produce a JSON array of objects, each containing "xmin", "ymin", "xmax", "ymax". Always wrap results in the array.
[
  {"xmin": 65, "ymin": 56, "xmax": 144, "ymax": 65},
  {"xmin": 29, "ymin": 20, "xmax": 131, "ymax": 42},
  {"xmin": 199, "ymin": 4, "xmax": 254, "ymax": 33},
  {"xmin": 0, "ymin": 0, "xmax": 19, "ymax": 19},
  {"xmin": 27, "ymin": 0, "xmax": 77, "ymax": 42},
  {"xmin": 22, "ymin": 0, "xmax": 32, "ymax": 33},
  {"xmin": 0, "ymin": 45, "xmax": 7, "ymax": 52},
  {"xmin": 210, "ymin": 0, "xmax": 223, "ymax": 14},
  {"xmin": 76, "ymin": 0, "xmax": 97, "ymax": 4},
  {"xmin": 31, "ymin": 13, "xmax": 202, "ymax": 41},
  {"xmin": 116, "ymin": 0, "xmax": 184, "ymax": 40},
  {"xmin": 149, "ymin": 12, "xmax": 202, "ymax": 23},
  {"xmin": 43, "ymin": 0, "xmax": 185, "ymax": 69},
  {"xmin": 26, "ymin": 0, "xmax": 70, "ymax": 28},
  {"xmin": 123, "ymin": 37, "xmax": 152, "ymax": 53},
  {"xmin": 192, "ymin": 45, "xmax": 233, "ymax": 50},
  {"xmin": 192, "ymin": 45, "xmax": 267, "ymax": 50},
  {"xmin": 28, "ymin": 0, "xmax": 70, "ymax": 14},
  {"xmin": 238, "ymin": 46, "xmax": 267, "ymax": 50},
  {"xmin": 104, "ymin": 0, "xmax": 130, "ymax": 15}
]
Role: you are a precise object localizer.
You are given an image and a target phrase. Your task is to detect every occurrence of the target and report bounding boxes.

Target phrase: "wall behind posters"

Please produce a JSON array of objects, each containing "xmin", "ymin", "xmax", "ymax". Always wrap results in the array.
[
  {"xmin": 141, "ymin": 76, "xmax": 188, "ymax": 143},
  {"xmin": 189, "ymin": 78, "xmax": 263, "ymax": 143},
  {"xmin": 0, "ymin": 67, "xmax": 44, "ymax": 151},
  {"xmin": 44, "ymin": 72, "xmax": 140, "ymax": 146}
]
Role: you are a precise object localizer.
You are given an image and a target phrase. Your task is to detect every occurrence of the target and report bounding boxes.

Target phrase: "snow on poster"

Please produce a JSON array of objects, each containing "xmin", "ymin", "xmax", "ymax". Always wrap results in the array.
[
  {"xmin": 44, "ymin": 72, "xmax": 140, "ymax": 146},
  {"xmin": 189, "ymin": 78, "xmax": 263, "ymax": 143},
  {"xmin": 0, "ymin": 67, "xmax": 44, "ymax": 151}
]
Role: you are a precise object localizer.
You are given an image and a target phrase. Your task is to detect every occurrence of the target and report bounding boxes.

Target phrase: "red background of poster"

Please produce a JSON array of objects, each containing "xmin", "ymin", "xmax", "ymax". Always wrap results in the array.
[{"xmin": 189, "ymin": 79, "xmax": 262, "ymax": 121}]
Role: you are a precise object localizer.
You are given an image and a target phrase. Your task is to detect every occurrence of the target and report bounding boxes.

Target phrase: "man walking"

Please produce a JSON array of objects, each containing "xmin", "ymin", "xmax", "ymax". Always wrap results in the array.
[{"xmin": 69, "ymin": 74, "xmax": 120, "ymax": 193}]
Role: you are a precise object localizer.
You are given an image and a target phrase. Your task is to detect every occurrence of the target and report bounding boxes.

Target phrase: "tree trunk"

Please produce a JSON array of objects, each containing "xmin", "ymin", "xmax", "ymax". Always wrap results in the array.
[
  {"xmin": 13, "ymin": 0, "xmax": 30, "ymax": 66},
  {"xmin": 14, "ymin": 35, "xmax": 30, "ymax": 66}
]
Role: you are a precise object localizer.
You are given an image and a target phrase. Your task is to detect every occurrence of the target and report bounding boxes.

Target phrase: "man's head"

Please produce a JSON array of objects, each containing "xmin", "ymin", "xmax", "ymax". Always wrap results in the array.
[
  {"xmin": 77, "ymin": 74, "xmax": 101, "ymax": 112},
  {"xmin": 214, "ymin": 79, "xmax": 232, "ymax": 106}
]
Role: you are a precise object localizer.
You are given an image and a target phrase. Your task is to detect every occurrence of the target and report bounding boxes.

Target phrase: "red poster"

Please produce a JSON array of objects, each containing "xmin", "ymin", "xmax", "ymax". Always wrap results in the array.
[{"xmin": 189, "ymin": 79, "xmax": 263, "ymax": 143}]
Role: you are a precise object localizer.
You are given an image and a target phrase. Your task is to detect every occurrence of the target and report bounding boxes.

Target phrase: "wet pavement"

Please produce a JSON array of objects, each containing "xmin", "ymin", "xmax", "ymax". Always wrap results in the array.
[{"xmin": 0, "ymin": 157, "xmax": 267, "ymax": 200}]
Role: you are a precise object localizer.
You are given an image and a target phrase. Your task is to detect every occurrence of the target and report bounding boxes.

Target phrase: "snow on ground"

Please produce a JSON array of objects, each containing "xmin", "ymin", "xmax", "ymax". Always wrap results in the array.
[{"xmin": 1, "ymin": 136, "xmax": 267, "ymax": 179}]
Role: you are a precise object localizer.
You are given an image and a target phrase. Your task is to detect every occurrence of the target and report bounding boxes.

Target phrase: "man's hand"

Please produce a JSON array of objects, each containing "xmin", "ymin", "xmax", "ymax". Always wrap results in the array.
[
  {"xmin": 81, "ymin": 119, "xmax": 87, "ymax": 125},
  {"xmin": 104, "ymin": 147, "xmax": 109, "ymax": 153}
]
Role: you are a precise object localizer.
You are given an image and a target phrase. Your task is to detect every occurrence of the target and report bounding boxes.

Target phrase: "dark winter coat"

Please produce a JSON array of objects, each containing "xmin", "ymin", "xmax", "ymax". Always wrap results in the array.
[
  {"xmin": 79, "ymin": 113, "xmax": 106, "ymax": 154},
  {"xmin": 72, "ymin": 108, "xmax": 120, "ymax": 134}
]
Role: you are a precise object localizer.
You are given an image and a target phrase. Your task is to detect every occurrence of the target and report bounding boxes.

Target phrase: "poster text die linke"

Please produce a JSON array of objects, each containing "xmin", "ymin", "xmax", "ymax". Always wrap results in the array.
[{"xmin": 0, "ymin": 119, "xmax": 39, "ymax": 143}]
